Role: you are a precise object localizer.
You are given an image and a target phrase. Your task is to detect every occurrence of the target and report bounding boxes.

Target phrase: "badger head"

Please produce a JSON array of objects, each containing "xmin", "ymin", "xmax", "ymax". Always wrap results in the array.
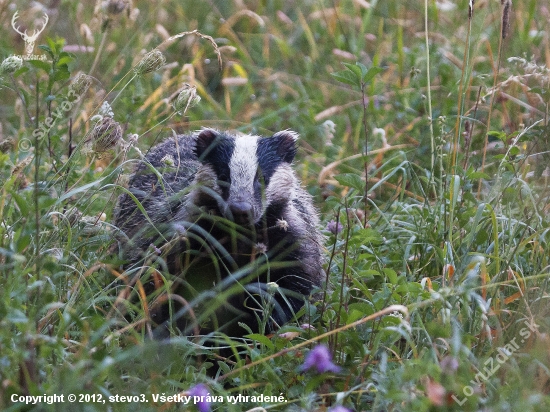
[{"xmin": 190, "ymin": 128, "xmax": 299, "ymax": 225}]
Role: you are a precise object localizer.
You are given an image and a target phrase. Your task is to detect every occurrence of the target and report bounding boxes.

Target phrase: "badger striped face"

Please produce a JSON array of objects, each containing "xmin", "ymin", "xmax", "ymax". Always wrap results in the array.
[{"xmin": 193, "ymin": 129, "xmax": 298, "ymax": 224}]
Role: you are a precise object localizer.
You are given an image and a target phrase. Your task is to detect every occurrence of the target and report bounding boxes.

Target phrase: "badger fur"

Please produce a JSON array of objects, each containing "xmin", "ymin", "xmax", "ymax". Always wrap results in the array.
[{"xmin": 113, "ymin": 129, "xmax": 324, "ymax": 337}]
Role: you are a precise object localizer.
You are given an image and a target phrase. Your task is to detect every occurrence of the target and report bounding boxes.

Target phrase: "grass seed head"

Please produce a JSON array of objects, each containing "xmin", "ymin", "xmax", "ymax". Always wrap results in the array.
[{"xmin": 502, "ymin": 0, "xmax": 512, "ymax": 39}]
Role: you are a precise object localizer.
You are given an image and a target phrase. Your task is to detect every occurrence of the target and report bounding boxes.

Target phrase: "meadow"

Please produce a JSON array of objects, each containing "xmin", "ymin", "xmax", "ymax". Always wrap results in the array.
[{"xmin": 1, "ymin": 0, "xmax": 550, "ymax": 410}]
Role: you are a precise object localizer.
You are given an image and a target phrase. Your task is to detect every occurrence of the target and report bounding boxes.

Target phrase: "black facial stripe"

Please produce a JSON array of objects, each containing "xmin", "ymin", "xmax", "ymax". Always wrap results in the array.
[
  {"xmin": 201, "ymin": 134, "xmax": 234, "ymax": 199},
  {"xmin": 256, "ymin": 137, "xmax": 285, "ymax": 185}
]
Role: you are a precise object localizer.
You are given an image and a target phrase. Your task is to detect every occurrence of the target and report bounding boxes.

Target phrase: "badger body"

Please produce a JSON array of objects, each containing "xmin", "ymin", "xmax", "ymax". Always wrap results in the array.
[{"xmin": 114, "ymin": 129, "xmax": 324, "ymax": 337}]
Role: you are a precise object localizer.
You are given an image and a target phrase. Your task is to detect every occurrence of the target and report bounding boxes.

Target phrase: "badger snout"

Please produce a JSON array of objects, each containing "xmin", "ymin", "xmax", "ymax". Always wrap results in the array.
[{"xmin": 228, "ymin": 200, "xmax": 253, "ymax": 224}]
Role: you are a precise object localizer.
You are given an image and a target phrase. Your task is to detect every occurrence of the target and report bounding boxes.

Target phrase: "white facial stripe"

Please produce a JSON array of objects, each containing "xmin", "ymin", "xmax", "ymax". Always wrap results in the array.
[
  {"xmin": 266, "ymin": 164, "xmax": 296, "ymax": 206},
  {"xmin": 229, "ymin": 134, "xmax": 259, "ymax": 200}
]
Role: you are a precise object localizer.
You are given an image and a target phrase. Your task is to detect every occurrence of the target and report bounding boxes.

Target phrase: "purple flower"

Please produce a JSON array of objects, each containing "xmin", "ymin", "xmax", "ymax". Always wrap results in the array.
[
  {"xmin": 188, "ymin": 384, "xmax": 210, "ymax": 412},
  {"xmin": 440, "ymin": 355, "xmax": 459, "ymax": 374},
  {"xmin": 326, "ymin": 220, "xmax": 343, "ymax": 235},
  {"xmin": 329, "ymin": 406, "xmax": 352, "ymax": 412},
  {"xmin": 301, "ymin": 344, "xmax": 341, "ymax": 373}
]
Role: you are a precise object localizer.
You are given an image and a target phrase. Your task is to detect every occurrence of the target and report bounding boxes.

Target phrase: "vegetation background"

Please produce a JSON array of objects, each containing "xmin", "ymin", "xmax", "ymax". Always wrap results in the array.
[{"xmin": 1, "ymin": 0, "xmax": 549, "ymax": 410}]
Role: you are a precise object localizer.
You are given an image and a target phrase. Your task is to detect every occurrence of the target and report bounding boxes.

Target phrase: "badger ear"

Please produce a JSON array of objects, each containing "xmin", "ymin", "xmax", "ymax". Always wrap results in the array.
[
  {"xmin": 272, "ymin": 130, "xmax": 299, "ymax": 163},
  {"xmin": 194, "ymin": 128, "xmax": 220, "ymax": 160}
]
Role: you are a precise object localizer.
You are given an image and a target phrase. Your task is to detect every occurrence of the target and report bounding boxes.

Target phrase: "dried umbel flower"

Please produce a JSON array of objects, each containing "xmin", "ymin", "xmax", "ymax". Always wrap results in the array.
[
  {"xmin": 134, "ymin": 49, "xmax": 166, "ymax": 76},
  {"xmin": 90, "ymin": 117, "xmax": 122, "ymax": 153},
  {"xmin": 0, "ymin": 136, "xmax": 15, "ymax": 152},
  {"xmin": 0, "ymin": 56, "xmax": 23, "ymax": 74},
  {"xmin": 173, "ymin": 84, "xmax": 201, "ymax": 114},
  {"xmin": 69, "ymin": 73, "xmax": 93, "ymax": 98}
]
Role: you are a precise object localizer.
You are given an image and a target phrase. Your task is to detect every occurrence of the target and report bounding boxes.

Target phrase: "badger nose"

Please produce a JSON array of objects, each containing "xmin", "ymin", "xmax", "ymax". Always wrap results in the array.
[{"xmin": 229, "ymin": 201, "xmax": 253, "ymax": 224}]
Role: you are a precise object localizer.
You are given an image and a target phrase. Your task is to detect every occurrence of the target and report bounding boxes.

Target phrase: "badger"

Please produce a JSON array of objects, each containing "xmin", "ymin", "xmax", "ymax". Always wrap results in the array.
[{"xmin": 113, "ymin": 129, "xmax": 324, "ymax": 338}]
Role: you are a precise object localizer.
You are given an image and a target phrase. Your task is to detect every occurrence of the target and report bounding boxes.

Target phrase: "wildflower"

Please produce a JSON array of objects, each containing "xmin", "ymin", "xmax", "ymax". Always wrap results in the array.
[
  {"xmin": 301, "ymin": 344, "xmax": 341, "ymax": 373},
  {"xmin": 440, "ymin": 356, "xmax": 459, "ymax": 374},
  {"xmin": 173, "ymin": 84, "xmax": 201, "ymax": 114},
  {"xmin": 90, "ymin": 117, "xmax": 122, "ymax": 153},
  {"xmin": 99, "ymin": 101, "xmax": 115, "ymax": 117},
  {"xmin": 134, "ymin": 49, "xmax": 166, "ymax": 76},
  {"xmin": 148, "ymin": 244, "xmax": 162, "ymax": 255},
  {"xmin": 329, "ymin": 407, "xmax": 352, "ymax": 412},
  {"xmin": 187, "ymin": 384, "xmax": 210, "ymax": 412},
  {"xmin": 326, "ymin": 220, "xmax": 343, "ymax": 235},
  {"xmin": 322, "ymin": 120, "xmax": 336, "ymax": 146},
  {"xmin": 161, "ymin": 154, "xmax": 175, "ymax": 167},
  {"xmin": 276, "ymin": 218, "xmax": 289, "ymax": 231},
  {"xmin": 0, "ymin": 56, "xmax": 23, "ymax": 74},
  {"xmin": 266, "ymin": 282, "xmax": 279, "ymax": 295},
  {"xmin": 254, "ymin": 242, "xmax": 268, "ymax": 255}
]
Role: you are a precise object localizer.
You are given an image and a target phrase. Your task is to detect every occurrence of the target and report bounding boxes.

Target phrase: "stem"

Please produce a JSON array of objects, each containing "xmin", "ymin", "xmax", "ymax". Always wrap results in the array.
[
  {"xmin": 360, "ymin": 82, "xmax": 369, "ymax": 227},
  {"xmin": 424, "ymin": 0, "xmax": 435, "ymax": 196},
  {"xmin": 452, "ymin": 3, "xmax": 474, "ymax": 173},
  {"xmin": 34, "ymin": 75, "xmax": 41, "ymax": 293},
  {"xmin": 478, "ymin": 4, "xmax": 506, "ymax": 197},
  {"xmin": 89, "ymin": 28, "xmax": 109, "ymax": 76}
]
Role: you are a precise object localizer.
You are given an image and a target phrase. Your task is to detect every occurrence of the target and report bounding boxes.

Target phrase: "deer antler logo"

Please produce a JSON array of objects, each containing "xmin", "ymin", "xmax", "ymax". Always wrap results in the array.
[{"xmin": 11, "ymin": 10, "xmax": 49, "ymax": 56}]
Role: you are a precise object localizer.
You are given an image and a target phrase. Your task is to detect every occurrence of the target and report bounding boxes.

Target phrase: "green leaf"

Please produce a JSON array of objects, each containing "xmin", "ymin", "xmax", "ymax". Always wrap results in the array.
[
  {"xmin": 487, "ymin": 130, "xmax": 507, "ymax": 142},
  {"xmin": 16, "ymin": 234, "xmax": 32, "ymax": 253},
  {"xmin": 47, "ymin": 37, "xmax": 59, "ymax": 55},
  {"xmin": 331, "ymin": 70, "xmax": 360, "ymax": 87},
  {"xmin": 362, "ymin": 66, "xmax": 383, "ymax": 84},
  {"xmin": 348, "ymin": 303, "xmax": 374, "ymax": 323},
  {"xmin": 356, "ymin": 62, "xmax": 369, "ymax": 78},
  {"xmin": 342, "ymin": 62, "xmax": 363, "ymax": 80},
  {"xmin": 38, "ymin": 44, "xmax": 54, "ymax": 58},
  {"xmin": 354, "ymin": 228, "xmax": 384, "ymax": 245},
  {"xmin": 244, "ymin": 333, "xmax": 275, "ymax": 350},
  {"xmin": 10, "ymin": 191, "xmax": 29, "ymax": 215},
  {"xmin": 54, "ymin": 67, "xmax": 71, "ymax": 82},
  {"xmin": 14, "ymin": 66, "xmax": 29, "ymax": 77},
  {"xmin": 334, "ymin": 173, "xmax": 364, "ymax": 191},
  {"xmin": 466, "ymin": 170, "xmax": 490, "ymax": 180},
  {"xmin": 57, "ymin": 56, "xmax": 74, "ymax": 66},
  {"xmin": 383, "ymin": 268, "xmax": 398, "ymax": 284},
  {"xmin": 27, "ymin": 59, "xmax": 51, "ymax": 72}
]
